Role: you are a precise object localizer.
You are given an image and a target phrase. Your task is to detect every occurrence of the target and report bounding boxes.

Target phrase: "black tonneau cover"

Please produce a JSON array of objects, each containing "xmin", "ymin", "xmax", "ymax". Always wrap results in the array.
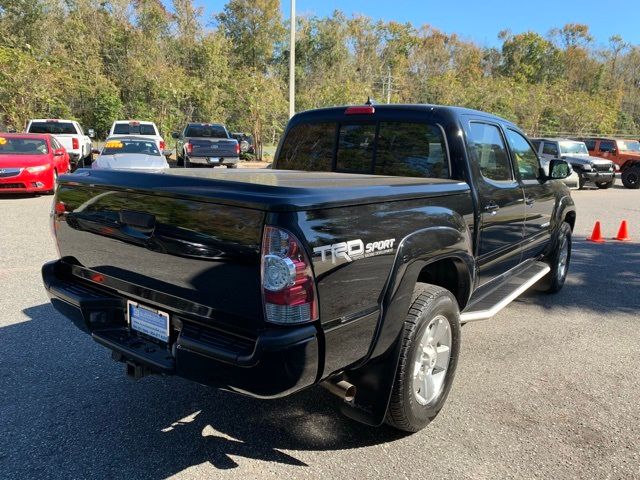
[{"xmin": 64, "ymin": 168, "xmax": 470, "ymax": 211}]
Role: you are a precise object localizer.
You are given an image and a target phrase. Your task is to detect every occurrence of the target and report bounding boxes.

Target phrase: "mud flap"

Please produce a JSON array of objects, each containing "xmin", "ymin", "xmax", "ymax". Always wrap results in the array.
[{"xmin": 339, "ymin": 332, "xmax": 403, "ymax": 426}]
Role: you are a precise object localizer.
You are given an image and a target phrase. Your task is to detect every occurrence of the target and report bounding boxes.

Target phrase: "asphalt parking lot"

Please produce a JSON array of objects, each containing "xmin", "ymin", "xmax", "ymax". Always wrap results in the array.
[{"xmin": 1, "ymin": 181, "xmax": 639, "ymax": 479}]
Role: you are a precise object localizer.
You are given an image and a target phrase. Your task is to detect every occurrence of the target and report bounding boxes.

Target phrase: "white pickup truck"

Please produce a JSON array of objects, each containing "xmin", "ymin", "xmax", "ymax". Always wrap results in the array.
[{"xmin": 26, "ymin": 119, "xmax": 93, "ymax": 170}]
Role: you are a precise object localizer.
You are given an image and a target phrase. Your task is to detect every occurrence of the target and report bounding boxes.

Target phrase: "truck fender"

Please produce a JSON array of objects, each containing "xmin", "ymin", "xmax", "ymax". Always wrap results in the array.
[{"xmin": 340, "ymin": 223, "xmax": 474, "ymax": 426}]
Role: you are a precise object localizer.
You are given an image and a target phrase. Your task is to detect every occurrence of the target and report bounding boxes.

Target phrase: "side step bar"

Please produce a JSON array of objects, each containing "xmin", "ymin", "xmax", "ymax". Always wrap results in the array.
[{"xmin": 460, "ymin": 261, "xmax": 550, "ymax": 322}]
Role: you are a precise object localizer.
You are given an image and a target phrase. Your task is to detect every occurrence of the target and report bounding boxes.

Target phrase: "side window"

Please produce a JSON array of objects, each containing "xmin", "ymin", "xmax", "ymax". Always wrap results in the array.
[
  {"xmin": 599, "ymin": 140, "xmax": 616, "ymax": 153},
  {"xmin": 468, "ymin": 122, "xmax": 513, "ymax": 182},
  {"xmin": 276, "ymin": 122, "xmax": 336, "ymax": 171},
  {"xmin": 375, "ymin": 122, "xmax": 449, "ymax": 178},
  {"xmin": 543, "ymin": 142, "xmax": 559, "ymax": 157},
  {"xmin": 583, "ymin": 139, "xmax": 596, "ymax": 150},
  {"xmin": 336, "ymin": 123, "xmax": 376, "ymax": 173},
  {"xmin": 52, "ymin": 138, "xmax": 61, "ymax": 149},
  {"xmin": 506, "ymin": 129, "xmax": 540, "ymax": 180},
  {"xmin": 531, "ymin": 140, "xmax": 541, "ymax": 153}
]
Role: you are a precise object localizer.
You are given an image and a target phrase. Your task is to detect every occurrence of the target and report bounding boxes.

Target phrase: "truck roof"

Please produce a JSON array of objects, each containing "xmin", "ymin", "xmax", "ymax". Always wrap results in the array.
[{"xmin": 292, "ymin": 104, "xmax": 516, "ymax": 127}]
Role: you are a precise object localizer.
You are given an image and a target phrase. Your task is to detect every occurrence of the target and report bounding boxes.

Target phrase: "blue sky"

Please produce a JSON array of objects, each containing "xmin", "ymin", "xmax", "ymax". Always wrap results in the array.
[{"xmin": 198, "ymin": 0, "xmax": 640, "ymax": 47}]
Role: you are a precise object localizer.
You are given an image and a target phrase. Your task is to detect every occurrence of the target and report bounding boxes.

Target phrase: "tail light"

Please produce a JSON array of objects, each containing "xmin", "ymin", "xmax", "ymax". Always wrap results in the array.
[
  {"xmin": 261, "ymin": 226, "xmax": 318, "ymax": 325},
  {"xmin": 185, "ymin": 142, "xmax": 192, "ymax": 154},
  {"xmin": 345, "ymin": 105, "xmax": 375, "ymax": 115},
  {"xmin": 235, "ymin": 142, "xmax": 240, "ymax": 155},
  {"xmin": 72, "ymin": 137, "xmax": 79, "ymax": 150},
  {"xmin": 160, "ymin": 140, "xmax": 166, "ymax": 151}
]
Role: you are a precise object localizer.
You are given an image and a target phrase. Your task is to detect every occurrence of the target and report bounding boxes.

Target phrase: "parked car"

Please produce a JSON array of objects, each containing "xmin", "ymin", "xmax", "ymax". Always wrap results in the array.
[
  {"xmin": 108, "ymin": 121, "xmax": 167, "ymax": 157},
  {"xmin": 91, "ymin": 136, "xmax": 170, "ymax": 171},
  {"xmin": 43, "ymin": 104, "xmax": 574, "ymax": 433},
  {"xmin": 531, "ymin": 138, "xmax": 615, "ymax": 189},
  {"xmin": 25, "ymin": 119, "xmax": 92, "ymax": 170},
  {"xmin": 0, "ymin": 133, "xmax": 70, "ymax": 194},
  {"xmin": 231, "ymin": 132, "xmax": 255, "ymax": 154},
  {"xmin": 172, "ymin": 123, "xmax": 240, "ymax": 168},
  {"xmin": 575, "ymin": 137, "xmax": 640, "ymax": 189}
]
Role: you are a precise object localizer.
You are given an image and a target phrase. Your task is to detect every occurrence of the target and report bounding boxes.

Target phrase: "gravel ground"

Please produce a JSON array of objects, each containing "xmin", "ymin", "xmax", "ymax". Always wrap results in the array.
[{"xmin": 0, "ymin": 180, "xmax": 639, "ymax": 479}]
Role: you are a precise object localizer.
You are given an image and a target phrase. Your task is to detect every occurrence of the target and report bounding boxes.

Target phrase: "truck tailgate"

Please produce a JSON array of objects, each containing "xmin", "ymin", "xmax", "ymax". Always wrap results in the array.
[
  {"xmin": 54, "ymin": 183, "xmax": 265, "ymax": 334},
  {"xmin": 189, "ymin": 138, "xmax": 237, "ymax": 157}
]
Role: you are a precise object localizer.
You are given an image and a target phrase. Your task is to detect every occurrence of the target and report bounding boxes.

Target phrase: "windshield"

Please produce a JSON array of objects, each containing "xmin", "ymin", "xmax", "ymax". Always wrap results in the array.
[
  {"xmin": 619, "ymin": 140, "xmax": 640, "ymax": 152},
  {"xmin": 101, "ymin": 139, "xmax": 160, "ymax": 156},
  {"xmin": 113, "ymin": 123, "xmax": 157, "ymax": 136},
  {"xmin": 185, "ymin": 125, "xmax": 228, "ymax": 138},
  {"xmin": 28, "ymin": 122, "xmax": 75, "ymax": 135},
  {"xmin": 559, "ymin": 141, "xmax": 588, "ymax": 155},
  {"xmin": 0, "ymin": 137, "xmax": 48, "ymax": 154}
]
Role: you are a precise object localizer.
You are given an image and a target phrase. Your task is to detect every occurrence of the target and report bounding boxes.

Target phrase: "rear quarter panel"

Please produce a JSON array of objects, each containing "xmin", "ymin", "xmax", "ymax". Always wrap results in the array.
[{"xmin": 269, "ymin": 190, "xmax": 474, "ymax": 377}]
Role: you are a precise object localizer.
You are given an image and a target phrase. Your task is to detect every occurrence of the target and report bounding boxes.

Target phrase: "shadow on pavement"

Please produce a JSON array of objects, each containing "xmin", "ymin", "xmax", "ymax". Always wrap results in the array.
[
  {"xmin": 519, "ymin": 239, "xmax": 640, "ymax": 313},
  {"xmin": 0, "ymin": 303, "xmax": 404, "ymax": 478}
]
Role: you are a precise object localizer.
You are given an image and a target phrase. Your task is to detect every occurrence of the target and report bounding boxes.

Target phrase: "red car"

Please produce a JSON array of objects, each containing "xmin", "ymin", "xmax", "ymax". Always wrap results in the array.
[{"xmin": 0, "ymin": 133, "xmax": 70, "ymax": 194}]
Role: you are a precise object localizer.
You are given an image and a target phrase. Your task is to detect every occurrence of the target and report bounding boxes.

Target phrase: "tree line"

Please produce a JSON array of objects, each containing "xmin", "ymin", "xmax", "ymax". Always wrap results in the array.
[{"xmin": 1, "ymin": 0, "xmax": 639, "ymax": 157}]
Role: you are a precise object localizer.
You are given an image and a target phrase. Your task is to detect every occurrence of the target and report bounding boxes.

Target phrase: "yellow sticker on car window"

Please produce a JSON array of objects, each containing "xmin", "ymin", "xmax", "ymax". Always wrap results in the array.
[
  {"xmin": 0, "ymin": 137, "xmax": 6, "ymax": 145},
  {"xmin": 105, "ymin": 140, "xmax": 124, "ymax": 149}
]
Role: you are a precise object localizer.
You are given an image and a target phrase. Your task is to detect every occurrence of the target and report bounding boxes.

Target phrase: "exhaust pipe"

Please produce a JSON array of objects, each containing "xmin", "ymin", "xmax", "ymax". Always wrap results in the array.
[{"xmin": 321, "ymin": 379, "xmax": 356, "ymax": 403}]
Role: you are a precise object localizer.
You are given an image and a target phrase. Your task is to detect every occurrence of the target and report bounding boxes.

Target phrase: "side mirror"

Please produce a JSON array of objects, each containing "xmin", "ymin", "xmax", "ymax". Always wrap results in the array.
[
  {"xmin": 548, "ymin": 159, "xmax": 571, "ymax": 180},
  {"xmin": 171, "ymin": 132, "xmax": 179, "ymax": 139},
  {"xmin": 87, "ymin": 129, "xmax": 95, "ymax": 139},
  {"xmin": 54, "ymin": 148, "xmax": 65, "ymax": 157}
]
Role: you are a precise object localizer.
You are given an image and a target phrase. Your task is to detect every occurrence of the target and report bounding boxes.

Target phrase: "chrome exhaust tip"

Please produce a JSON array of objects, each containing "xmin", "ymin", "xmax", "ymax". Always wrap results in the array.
[{"xmin": 321, "ymin": 379, "xmax": 356, "ymax": 403}]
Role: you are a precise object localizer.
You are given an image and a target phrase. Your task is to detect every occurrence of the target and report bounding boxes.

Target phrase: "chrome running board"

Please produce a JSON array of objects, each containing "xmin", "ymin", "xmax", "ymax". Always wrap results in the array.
[{"xmin": 460, "ymin": 261, "xmax": 551, "ymax": 323}]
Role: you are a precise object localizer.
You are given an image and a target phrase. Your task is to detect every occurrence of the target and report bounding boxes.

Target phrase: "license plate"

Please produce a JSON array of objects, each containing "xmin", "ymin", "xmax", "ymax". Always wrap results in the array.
[
  {"xmin": 208, "ymin": 157, "xmax": 220, "ymax": 163},
  {"xmin": 127, "ymin": 301, "xmax": 169, "ymax": 343}
]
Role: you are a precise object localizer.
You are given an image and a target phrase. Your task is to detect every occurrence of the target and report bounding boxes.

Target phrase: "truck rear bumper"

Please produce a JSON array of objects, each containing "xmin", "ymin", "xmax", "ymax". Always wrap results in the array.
[
  {"xmin": 188, "ymin": 156, "xmax": 239, "ymax": 166},
  {"xmin": 42, "ymin": 260, "xmax": 320, "ymax": 398}
]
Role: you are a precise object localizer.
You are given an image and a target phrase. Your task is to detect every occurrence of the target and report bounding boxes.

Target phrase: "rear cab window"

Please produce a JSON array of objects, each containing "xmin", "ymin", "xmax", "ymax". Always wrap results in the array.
[
  {"xmin": 184, "ymin": 125, "xmax": 228, "ymax": 138},
  {"xmin": 113, "ymin": 123, "xmax": 158, "ymax": 136},
  {"xmin": 28, "ymin": 121, "xmax": 76, "ymax": 135},
  {"xmin": 276, "ymin": 119, "xmax": 450, "ymax": 179}
]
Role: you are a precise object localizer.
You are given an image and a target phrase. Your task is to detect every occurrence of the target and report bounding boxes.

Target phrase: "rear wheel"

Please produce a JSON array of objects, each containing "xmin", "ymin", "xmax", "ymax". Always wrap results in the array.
[
  {"xmin": 385, "ymin": 284, "xmax": 461, "ymax": 433},
  {"xmin": 226, "ymin": 163, "xmax": 238, "ymax": 169},
  {"xmin": 621, "ymin": 167, "xmax": 640, "ymax": 189},
  {"xmin": 184, "ymin": 155, "xmax": 192, "ymax": 168}
]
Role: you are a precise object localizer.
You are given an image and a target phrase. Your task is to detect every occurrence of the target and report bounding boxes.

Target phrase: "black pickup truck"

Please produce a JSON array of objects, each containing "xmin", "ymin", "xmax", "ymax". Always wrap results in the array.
[{"xmin": 43, "ymin": 104, "xmax": 575, "ymax": 432}]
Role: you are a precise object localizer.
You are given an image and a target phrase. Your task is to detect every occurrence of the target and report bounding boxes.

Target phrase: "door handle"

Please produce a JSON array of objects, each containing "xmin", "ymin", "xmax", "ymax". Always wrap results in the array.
[
  {"xmin": 525, "ymin": 197, "xmax": 535, "ymax": 206},
  {"xmin": 484, "ymin": 203, "xmax": 500, "ymax": 215}
]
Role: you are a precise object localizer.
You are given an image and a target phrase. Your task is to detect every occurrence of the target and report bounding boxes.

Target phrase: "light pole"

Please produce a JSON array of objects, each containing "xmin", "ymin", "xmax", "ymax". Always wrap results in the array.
[{"xmin": 289, "ymin": 0, "xmax": 296, "ymax": 118}]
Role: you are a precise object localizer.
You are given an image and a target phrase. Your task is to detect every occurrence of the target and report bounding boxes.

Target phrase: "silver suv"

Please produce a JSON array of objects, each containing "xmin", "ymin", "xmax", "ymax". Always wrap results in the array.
[{"xmin": 531, "ymin": 138, "xmax": 616, "ymax": 189}]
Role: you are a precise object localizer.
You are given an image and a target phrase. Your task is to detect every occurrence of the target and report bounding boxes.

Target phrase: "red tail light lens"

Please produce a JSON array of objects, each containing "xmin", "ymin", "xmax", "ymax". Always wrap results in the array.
[
  {"xmin": 235, "ymin": 142, "xmax": 240, "ymax": 155},
  {"xmin": 186, "ymin": 142, "xmax": 192, "ymax": 154},
  {"xmin": 261, "ymin": 226, "xmax": 318, "ymax": 324},
  {"xmin": 72, "ymin": 137, "xmax": 79, "ymax": 150},
  {"xmin": 160, "ymin": 140, "xmax": 166, "ymax": 150}
]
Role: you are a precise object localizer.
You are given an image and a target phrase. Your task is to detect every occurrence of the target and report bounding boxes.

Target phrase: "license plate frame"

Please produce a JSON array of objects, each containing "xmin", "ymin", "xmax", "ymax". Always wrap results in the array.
[
  {"xmin": 127, "ymin": 300, "xmax": 170, "ymax": 343},
  {"xmin": 207, "ymin": 157, "xmax": 220, "ymax": 163}
]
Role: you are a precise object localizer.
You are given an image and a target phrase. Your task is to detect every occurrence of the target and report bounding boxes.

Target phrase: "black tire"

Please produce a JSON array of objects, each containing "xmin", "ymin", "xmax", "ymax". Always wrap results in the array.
[
  {"xmin": 621, "ymin": 167, "xmax": 640, "ymax": 189},
  {"xmin": 596, "ymin": 179, "xmax": 614, "ymax": 189},
  {"xmin": 385, "ymin": 284, "xmax": 461, "ymax": 433},
  {"xmin": 226, "ymin": 163, "xmax": 238, "ymax": 169},
  {"xmin": 184, "ymin": 155, "xmax": 191, "ymax": 168},
  {"xmin": 577, "ymin": 174, "xmax": 586, "ymax": 189},
  {"xmin": 46, "ymin": 169, "xmax": 58, "ymax": 195},
  {"xmin": 539, "ymin": 221, "xmax": 572, "ymax": 294}
]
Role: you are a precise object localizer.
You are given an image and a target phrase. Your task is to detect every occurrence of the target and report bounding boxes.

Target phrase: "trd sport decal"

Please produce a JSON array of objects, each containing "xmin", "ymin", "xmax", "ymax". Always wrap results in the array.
[{"xmin": 313, "ymin": 238, "xmax": 396, "ymax": 264}]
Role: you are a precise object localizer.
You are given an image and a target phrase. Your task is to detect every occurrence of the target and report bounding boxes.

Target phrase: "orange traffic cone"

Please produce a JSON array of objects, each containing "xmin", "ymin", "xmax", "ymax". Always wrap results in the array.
[
  {"xmin": 614, "ymin": 220, "xmax": 631, "ymax": 241},
  {"xmin": 587, "ymin": 221, "xmax": 605, "ymax": 243}
]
